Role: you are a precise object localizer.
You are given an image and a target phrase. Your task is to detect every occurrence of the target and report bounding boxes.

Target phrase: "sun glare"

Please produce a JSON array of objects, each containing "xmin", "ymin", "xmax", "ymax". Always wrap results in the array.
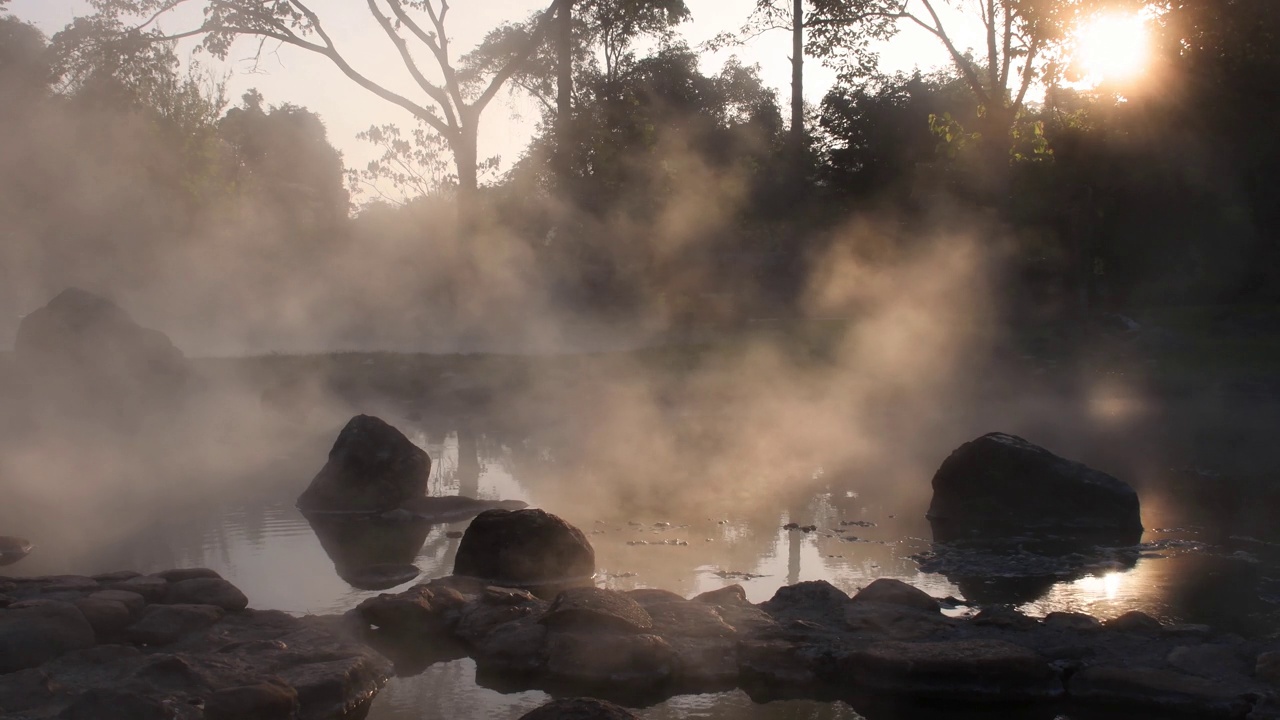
[{"xmin": 1074, "ymin": 12, "xmax": 1150, "ymax": 85}]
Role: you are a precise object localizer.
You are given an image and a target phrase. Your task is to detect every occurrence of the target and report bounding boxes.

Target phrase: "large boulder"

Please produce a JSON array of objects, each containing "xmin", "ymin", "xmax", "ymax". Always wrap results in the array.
[
  {"xmin": 926, "ymin": 433, "xmax": 1143, "ymax": 543},
  {"xmin": 454, "ymin": 509, "xmax": 595, "ymax": 588},
  {"xmin": 0, "ymin": 536, "xmax": 33, "ymax": 566},
  {"xmin": 14, "ymin": 288, "xmax": 190, "ymax": 425},
  {"xmin": 297, "ymin": 415, "xmax": 431, "ymax": 513}
]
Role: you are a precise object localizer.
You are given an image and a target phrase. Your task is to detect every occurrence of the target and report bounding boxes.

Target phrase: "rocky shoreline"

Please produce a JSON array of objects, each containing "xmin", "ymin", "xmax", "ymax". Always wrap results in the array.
[{"xmin": 0, "ymin": 570, "xmax": 389, "ymax": 719}]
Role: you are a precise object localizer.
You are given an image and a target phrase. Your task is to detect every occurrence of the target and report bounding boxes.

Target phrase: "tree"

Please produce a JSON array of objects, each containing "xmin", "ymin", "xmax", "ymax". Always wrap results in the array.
[{"xmin": 87, "ymin": 0, "xmax": 570, "ymax": 229}]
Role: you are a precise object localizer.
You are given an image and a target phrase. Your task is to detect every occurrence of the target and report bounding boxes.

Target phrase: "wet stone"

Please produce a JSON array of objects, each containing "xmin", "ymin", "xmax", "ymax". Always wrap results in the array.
[
  {"xmin": 56, "ymin": 688, "xmax": 175, "ymax": 720},
  {"xmin": 1167, "ymin": 644, "xmax": 1252, "ymax": 680},
  {"xmin": 1105, "ymin": 610, "xmax": 1164, "ymax": 634},
  {"xmin": 73, "ymin": 597, "xmax": 133, "ymax": 640},
  {"xmin": 162, "ymin": 577, "xmax": 249, "ymax": 611},
  {"xmin": 91, "ymin": 570, "xmax": 142, "ymax": 584},
  {"xmin": 0, "ymin": 599, "xmax": 96, "ymax": 673},
  {"xmin": 109, "ymin": 575, "xmax": 168, "ymax": 603},
  {"xmin": 156, "ymin": 567, "xmax": 222, "ymax": 583},
  {"xmin": 1257, "ymin": 651, "xmax": 1280, "ymax": 685},
  {"xmin": 693, "ymin": 584, "xmax": 748, "ymax": 607},
  {"xmin": 1043, "ymin": 611, "xmax": 1103, "ymax": 632},
  {"xmin": 760, "ymin": 580, "xmax": 851, "ymax": 625},
  {"xmin": 972, "ymin": 606, "xmax": 1039, "ymax": 631},
  {"xmin": 1069, "ymin": 666, "xmax": 1253, "ymax": 718},
  {"xmin": 126, "ymin": 603, "xmax": 225, "ymax": 646},
  {"xmin": 840, "ymin": 639, "xmax": 1062, "ymax": 701},
  {"xmin": 88, "ymin": 589, "xmax": 147, "ymax": 616},
  {"xmin": 277, "ymin": 654, "xmax": 390, "ymax": 720},
  {"xmin": 850, "ymin": 578, "xmax": 940, "ymax": 613},
  {"xmin": 544, "ymin": 631, "xmax": 676, "ymax": 690},
  {"xmin": 541, "ymin": 587, "xmax": 654, "ymax": 634},
  {"xmin": 843, "ymin": 602, "xmax": 954, "ymax": 640},
  {"xmin": 204, "ymin": 681, "xmax": 300, "ymax": 720},
  {"xmin": 624, "ymin": 589, "xmax": 686, "ymax": 607}
]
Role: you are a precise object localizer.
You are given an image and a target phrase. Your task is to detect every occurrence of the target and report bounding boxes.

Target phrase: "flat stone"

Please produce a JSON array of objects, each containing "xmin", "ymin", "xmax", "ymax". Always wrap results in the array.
[
  {"xmin": 1105, "ymin": 610, "xmax": 1164, "ymax": 634},
  {"xmin": 519, "ymin": 697, "xmax": 640, "ymax": 719},
  {"xmin": 1167, "ymin": 644, "xmax": 1251, "ymax": 679},
  {"xmin": 0, "ymin": 599, "xmax": 95, "ymax": 672},
  {"xmin": 109, "ymin": 575, "xmax": 168, "ymax": 602},
  {"xmin": 73, "ymin": 597, "xmax": 133, "ymax": 640},
  {"xmin": 840, "ymin": 639, "xmax": 1062, "ymax": 700},
  {"xmin": 972, "ymin": 606, "xmax": 1039, "ymax": 631},
  {"xmin": 155, "ymin": 567, "xmax": 222, "ymax": 582},
  {"xmin": 541, "ymin": 587, "xmax": 654, "ymax": 634},
  {"xmin": 204, "ymin": 681, "xmax": 300, "ymax": 720},
  {"xmin": 1070, "ymin": 666, "xmax": 1252, "ymax": 718},
  {"xmin": 692, "ymin": 584, "xmax": 748, "ymax": 606},
  {"xmin": 645, "ymin": 601, "xmax": 735, "ymax": 639},
  {"xmin": 544, "ymin": 632, "xmax": 676, "ymax": 689},
  {"xmin": 162, "ymin": 577, "xmax": 249, "ymax": 611},
  {"xmin": 88, "ymin": 589, "xmax": 147, "ymax": 616},
  {"xmin": 276, "ymin": 655, "xmax": 390, "ymax": 720},
  {"xmin": 126, "ymin": 603, "xmax": 224, "ymax": 646},
  {"xmin": 39, "ymin": 575, "xmax": 99, "ymax": 593},
  {"xmin": 843, "ymin": 602, "xmax": 953, "ymax": 640},
  {"xmin": 1043, "ymin": 611, "xmax": 1102, "ymax": 631},
  {"xmin": 91, "ymin": 571, "xmax": 142, "ymax": 584},
  {"xmin": 851, "ymin": 578, "xmax": 940, "ymax": 613}
]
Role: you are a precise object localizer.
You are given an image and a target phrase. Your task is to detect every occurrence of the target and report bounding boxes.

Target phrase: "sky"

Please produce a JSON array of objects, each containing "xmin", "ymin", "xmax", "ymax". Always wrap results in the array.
[{"xmin": 6, "ymin": 0, "xmax": 956, "ymax": 185}]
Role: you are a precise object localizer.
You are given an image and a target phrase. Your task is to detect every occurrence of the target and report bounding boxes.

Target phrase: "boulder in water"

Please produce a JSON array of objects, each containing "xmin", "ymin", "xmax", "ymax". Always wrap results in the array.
[
  {"xmin": 926, "ymin": 433, "xmax": 1143, "ymax": 544},
  {"xmin": 454, "ymin": 509, "xmax": 595, "ymax": 588},
  {"xmin": 297, "ymin": 415, "xmax": 431, "ymax": 513},
  {"xmin": 14, "ymin": 288, "xmax": 190, "ymax": 425}
]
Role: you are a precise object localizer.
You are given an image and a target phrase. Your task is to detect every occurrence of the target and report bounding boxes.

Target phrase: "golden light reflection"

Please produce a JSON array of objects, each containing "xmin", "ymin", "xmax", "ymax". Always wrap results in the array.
[
  {"xmin": 1073, "ymin": 12, "xmax": 1151, "ymax": 86},
  {"xmin": 1074, "ymin": 570, "xmax": 1123, "ymax": 601}
]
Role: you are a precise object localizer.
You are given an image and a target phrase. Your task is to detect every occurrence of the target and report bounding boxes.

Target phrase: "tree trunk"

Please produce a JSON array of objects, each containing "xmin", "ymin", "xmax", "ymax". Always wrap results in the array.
[{"xmin": 790, "ymin": 0, "xmax": 804, "ymax": 151}]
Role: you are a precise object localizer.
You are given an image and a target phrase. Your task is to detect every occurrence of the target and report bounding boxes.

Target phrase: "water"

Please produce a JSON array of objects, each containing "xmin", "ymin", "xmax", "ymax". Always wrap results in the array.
[{"xmin": 5, "ymin": 389, "xmax": 1280, "ymax": 719}]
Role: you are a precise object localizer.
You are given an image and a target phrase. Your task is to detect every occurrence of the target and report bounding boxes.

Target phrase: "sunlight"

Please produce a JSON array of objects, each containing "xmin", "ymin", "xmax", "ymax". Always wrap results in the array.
[
  {"xmin": 1074, "ymin": 11, "xmax": 1151, "ymax": 85},
  {"xmin": 1074, "ymin": 571, "xmax": 1124, "ymax": 601}
]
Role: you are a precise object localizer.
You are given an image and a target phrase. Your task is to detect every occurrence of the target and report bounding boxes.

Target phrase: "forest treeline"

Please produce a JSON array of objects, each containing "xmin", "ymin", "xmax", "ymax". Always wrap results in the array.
[{"xmin": 0, "ymin": 0, "xmax": 1276, "ymax": 348}]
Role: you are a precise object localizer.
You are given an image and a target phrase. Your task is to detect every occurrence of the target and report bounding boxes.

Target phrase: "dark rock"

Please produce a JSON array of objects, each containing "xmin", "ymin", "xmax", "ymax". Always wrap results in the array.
[
  {"xmin": 518, "ymin": 697, "xmax": 640, "ymax": 720},
  {"xmin": 851, "ymin": 578, "xmax": 940, "ymax": 613},
  {"xmin": 0, "ymin": 536, "xmax": 33, "ymax": 566},
  {"xmin": 541, "ymin": 587, "xmax": 654, "ymax": 634},
  {"xmin": 353, "ymin": 582, "xmax": 465, "ymax": 636},
  {"xmin": 972, "ymin": 606, "xmax": 1039, "ymax": 631},
  {"xmin": 645, "ymin": 601, "xmax": 734, "ymax": 639},
  {"xmin": 296, "ymin": 415, "xmax": 431, "ymax": 513},
  {"xmin": 57, "ymin": 688, "xmax": 175, "ymax": 720},
  {"xmin": 126, "ymin": 603, "xmax": 224, "ymax": 646},
  {"xmin": 204, "ymin": 681, "xmax": 300, "ymax": 720},
  {"xmin": 73, "ymin": 597, "xmax": 132, "ymax": 640},
  {"xmin": 38, "ymin": 575, "xmax": 99, "ymax": 592},
  {"xmin": 155, "ymin": 568, "xmax": 222, "ymax": 582},
  {"xmin": 693, "ymin": 584, "xmax": 748, "ymax": 607},
  {"xmin": 162, "ymin": 577, "xmax": 249, "ymax": 611},
  {"xmin": 1069, "ymin": 666, "xmax": 1252, "ymax": 717},
  {"xmin": 276, "ymin": 654, "xmax": 389, "ymax": 720},
  {"xmin": 92, "ymin": 570, "xmax": 142, "ymax": 583},
  {"xmin": 760, "ymin": 580, "xmax": 851, "ymax": 626},
  {"xmin": 1105, "ymin": 610, "xmax": 1164, "ymax": 634},
  {"xmin": 109, "ymin": 575, "xmax": 168, "ymax": 602},
  {"xmin": 1258, "ymin": 651, "xmax": 1280, "ymax": 685},
  {"xmin": 15, "ymin": 288, "xmax": 190, "ymax": 427},
  {"xmin": 843, "ymin": 602, "xmax": 953, "ymax": 640},
  {"xmin": 456, "ymin": 591, "xmax": 548, "ymax": 646},
  {"xmin": 1167, "ymin": 644, "xmax": 1251, "ymax": 680},
  {"xmin": 839, "ymin": 639, "xmax": 1062, "ymax": 700},
  {"xmin": 926, "ymin": 433, "xmax": 1143, "ymax": 543},
  {"xmin": 471, "ymin": 614, "xmax": 548, "ymax": 674},
  {"xmin": 544, "ymin": 632, "xmax": 676, "ymax": 690},
  {"xmin": 303, "ymin": 514, "xmax": 431, "ymax": 589},
  {"xmin": 624, "ymin": 588, "xmax": 685, "ymax": 607},
  {"xmin": 454, "ymin": 509, "xmax": 595, "ymax": 587},
  {"xmin": 1043, "ymin": 611, "xmax": 1102, "ymax": 632},
  {"xmin": 88, "ymin": 589, "xmax": 147, "ymax": 616},
  {"xmin": 738, "ymin": 638, "xmax": 823, "ymax": 696},
  {"xmin": 0, "ymin": 599, "xmax": 95, "ymax": 672}
]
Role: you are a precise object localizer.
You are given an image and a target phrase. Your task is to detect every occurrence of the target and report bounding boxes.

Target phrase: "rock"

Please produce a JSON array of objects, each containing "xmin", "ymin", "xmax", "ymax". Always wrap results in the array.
[
  {"xmin": 73, "ymin": 597, "xmax": 133, "ymax": 640},
  {"xmin": 851, "ymin": 578, "xmax": 940, "ymax": 613},
  {"xmin": 454, "ymin": 508, "xmax": 595, "ymax": 587},
  {"xmin": 56, "ymin": 688, "xmax": 175, "ymax": 720},
  {"xmin": 353, "ymin": 582, "xmax": 466, "ymax": 636},
  {"xmin": 109, "ymin": 575, "xmax": 168, "ymax": 602},
  {"xmin": 1167, "ymin": 644, "xmax": 1251, "ymax": 679},
  {"xmin": 541, "ymin": 587, "xmax": 654, "ymax": 634},
  {"xmin": 470, "ymin": 614, "xmax": 548, "ymax": 675},
  {"xmin": 518, "ymin": 697, "xmax": 640, "ymax": 720},
  {"xmin": 88, "ymin": 589, "xmax": 147, "ymax": 616},
  {"xmin": 692, "ymin": 584, "xmax": 748, "ymax": 607},
  {"xmin": 1257, "ymin": 651, "xmax": 1280, "ymax": 685},
  {"xmin": 297, "ymin": 415, "xmax": 432, "ymax": 513},
  {"xmin": 14, "ymin": 288, "xmax": 190, "ymax": 427},
  {"xmin": 0, "ymin": 536, "xmax": 33, "ymax": 566},
  {"xmin": 843, "ymin": 602, "xmax": 953, "ymax": 640},
  {"xmin": 926, "ymin": 433, "xmax": 1143, "ymax": 543},
  {"xmin": 839, "ymin": 639, "xmax": 1062, "ymax": 700},
  {"xmin": 155, "ymin": 568, "xmax": 221, "ymax": 582},
  {"xmin": 0, "ymin": 599, "xmax": 96, "ymax": 672},
  {"xmin": 1105, "ymin": 610, "xmax": 1164, "ymax": 634},
  {"xmin": 303, "ymin": 514, "xmax": 432, "ymax": 589},
  {"xmin": 276, "ymin": 654, "xmax": 390, "ymax": 720},
  {"xmin": 623, "ymin": 589, "xmax": 685, "ymax": 607},
  {"xmin": 972, "ymin": 606, "xmax": 1039, "ymax": 631},
  {"xmin": 760, "ymin": 580, "xmax": 851, "ymax": 626},
  {"xmin": 1043, "ymin": 612, "xmax": 1102, "ymax": 632},
  {"xmin": 204, "ymin": 682, "xmax": 300, "ymax": 720},
  {"xmin": 544, "ymin": 632, "xmax": 676, "ymax": 690},
  {"xmin": 162, "ymin": 577, "xmax": 249, "ymax": 611},
  {"xmin": 126, "ymin": 603, "xmax": 224, "ymax": 646},
  {"xmin": 1069, "ymin": 666, "xmax": 1252, "ymax": 717},
  {"xmin": 92, "ymin": 570, "xmax": 141, "ymax": 583}
]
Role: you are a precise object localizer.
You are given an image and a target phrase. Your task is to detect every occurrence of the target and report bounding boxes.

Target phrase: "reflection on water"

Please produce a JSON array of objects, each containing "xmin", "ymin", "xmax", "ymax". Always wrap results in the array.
[{"xmin": 5, "ymin": 403, "xmax": 1280, "ymax": 718}]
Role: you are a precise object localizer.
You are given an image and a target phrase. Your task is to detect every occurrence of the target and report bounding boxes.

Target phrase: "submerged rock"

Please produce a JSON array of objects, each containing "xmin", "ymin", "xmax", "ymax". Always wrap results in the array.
[
  {"xmin": 454, "ymin": 508, "xmax": 595, "ymax": 588},
  {"xmin": 297, "ymin": 415, "xmax": 431, "ymax": 513},
  {"xmin": 927, "ymin": 433, "xmax": 1143, "ymax": 543}
]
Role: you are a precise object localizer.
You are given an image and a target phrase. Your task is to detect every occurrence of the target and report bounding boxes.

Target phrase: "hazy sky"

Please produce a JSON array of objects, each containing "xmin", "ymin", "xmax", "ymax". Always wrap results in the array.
[{"xmin": 6, "ymin": 0, "xmax": 955, "ymax": 182}]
